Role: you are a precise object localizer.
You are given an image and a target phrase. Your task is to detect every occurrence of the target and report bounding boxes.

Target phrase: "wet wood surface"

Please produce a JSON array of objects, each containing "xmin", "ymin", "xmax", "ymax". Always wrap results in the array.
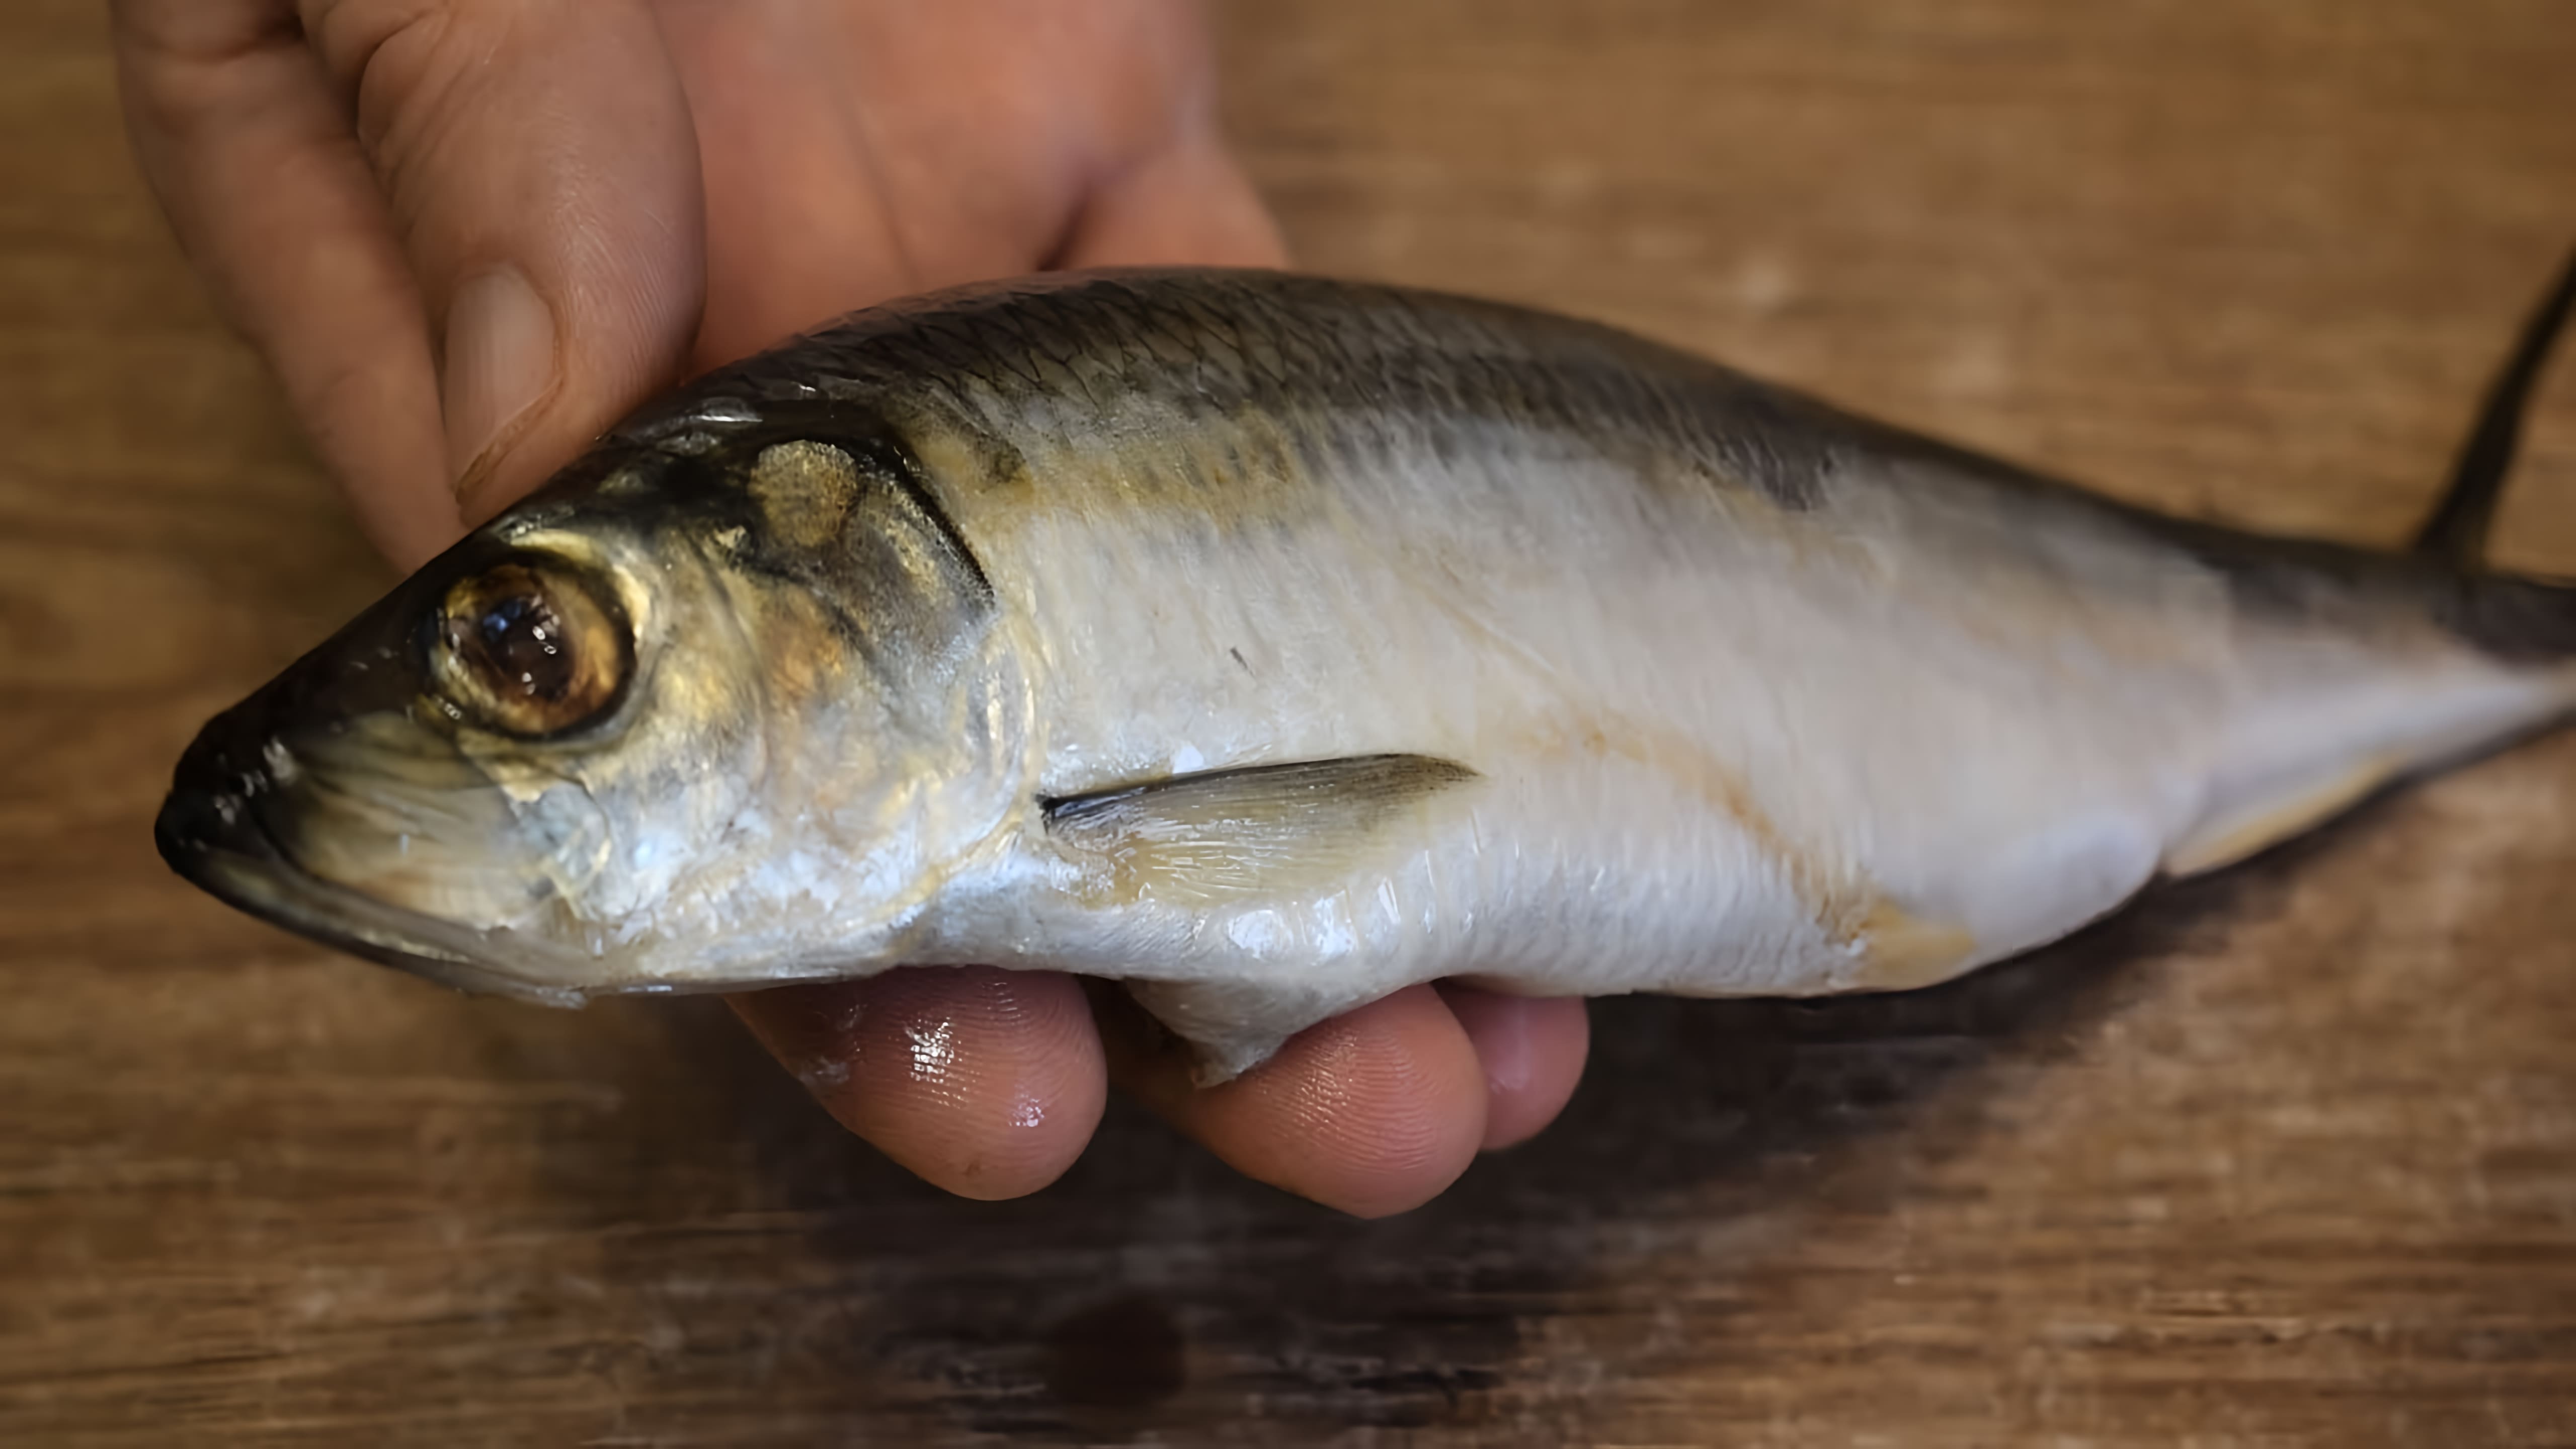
[{"xmin": 7, "ymin": 1, "xmax": 2576, "ymax": 1443}]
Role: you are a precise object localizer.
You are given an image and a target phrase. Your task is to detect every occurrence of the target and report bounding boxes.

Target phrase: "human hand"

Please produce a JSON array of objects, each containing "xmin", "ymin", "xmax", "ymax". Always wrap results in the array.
[{"xmin": 115, "ymin": 0, "xmax": 1589, "ymax": 1215}]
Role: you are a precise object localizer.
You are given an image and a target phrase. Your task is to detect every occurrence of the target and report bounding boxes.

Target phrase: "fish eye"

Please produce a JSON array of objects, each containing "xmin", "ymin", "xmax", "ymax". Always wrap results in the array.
[{"xmin": 427, "ymin": 558, "xmax": 630, "ymax": 738}]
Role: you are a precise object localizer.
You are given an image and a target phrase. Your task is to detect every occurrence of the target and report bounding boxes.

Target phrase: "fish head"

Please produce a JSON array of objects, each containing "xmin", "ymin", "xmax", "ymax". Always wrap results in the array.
[{"xmin": 155, "ymin": 423, "xmax": 1031, "ymax": 1001}]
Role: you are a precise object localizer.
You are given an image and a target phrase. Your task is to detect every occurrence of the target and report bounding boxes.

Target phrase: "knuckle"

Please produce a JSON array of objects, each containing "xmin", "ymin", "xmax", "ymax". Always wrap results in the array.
[
  {"xmin": 296, "ymin": 0, "xmax": 446, "ymax": 86},
  {"xmin": 296, "ymin": 0, "xmax": 490, "ymax": 186},
  {"xmin": 113, "ymin": 0, "xmax": 298, "ymax": 63}
]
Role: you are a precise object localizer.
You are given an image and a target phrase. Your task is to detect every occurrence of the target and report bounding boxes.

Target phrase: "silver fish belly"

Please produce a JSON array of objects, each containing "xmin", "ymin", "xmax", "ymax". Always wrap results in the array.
[{"xmin": 158, "ymin": 267, "xmax": 2576, "ymax": 1078}]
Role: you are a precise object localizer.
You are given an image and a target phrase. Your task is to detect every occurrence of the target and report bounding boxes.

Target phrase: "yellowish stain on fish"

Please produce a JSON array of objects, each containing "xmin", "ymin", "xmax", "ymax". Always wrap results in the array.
[
  {"xmin": 1538, "ymin": 704, "xmax": 1884, "ymax": 939},
  {"xmin": 2163, "ymin": 751, "xmax": 2407, "ymax": 877},
  {"xmin": 1847, "ymin": 900, "xmax": 1980, "ymax": 990},
  {"xmin": 1527, "ymin": 704, "xmax": 1977, "ymax": 983}
]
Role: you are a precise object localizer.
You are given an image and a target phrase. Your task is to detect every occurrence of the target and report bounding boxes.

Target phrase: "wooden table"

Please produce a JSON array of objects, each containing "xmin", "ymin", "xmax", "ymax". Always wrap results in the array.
[{"xmin": 6, "ymin": 2, "xmax": 2574, "ymax": 1442}]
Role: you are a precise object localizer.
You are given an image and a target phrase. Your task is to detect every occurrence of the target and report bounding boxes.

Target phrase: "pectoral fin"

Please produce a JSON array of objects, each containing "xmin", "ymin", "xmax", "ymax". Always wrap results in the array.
[{"xmin": 1041, "ymin": 754, "xmax": 1479, "ymax": 907}]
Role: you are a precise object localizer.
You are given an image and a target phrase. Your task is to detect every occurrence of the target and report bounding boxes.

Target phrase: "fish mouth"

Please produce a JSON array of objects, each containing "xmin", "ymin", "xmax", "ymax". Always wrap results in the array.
[{"xmin": 154, "ymin": 748, "xmax": 606, "ymax": 1008}]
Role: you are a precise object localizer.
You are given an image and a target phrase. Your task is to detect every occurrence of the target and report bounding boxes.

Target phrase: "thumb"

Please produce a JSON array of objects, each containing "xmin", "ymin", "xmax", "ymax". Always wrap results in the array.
[{"xmin": 307, "ymin": 0, "xmax": 705, "ymax": 533}]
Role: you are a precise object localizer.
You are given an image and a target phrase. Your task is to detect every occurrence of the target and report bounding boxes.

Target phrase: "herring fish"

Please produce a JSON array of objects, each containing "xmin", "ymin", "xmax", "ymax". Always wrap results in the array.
[{"xmin": 157, "ymin": 264, "xmax": 2576, "ymax": 1078}]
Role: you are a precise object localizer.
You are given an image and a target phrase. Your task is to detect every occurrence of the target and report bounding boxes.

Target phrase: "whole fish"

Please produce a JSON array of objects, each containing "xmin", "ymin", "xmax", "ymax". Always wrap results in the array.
[{"xmin": 158, "ymin": 264, "xmax": 2576, "ymax": 1079}]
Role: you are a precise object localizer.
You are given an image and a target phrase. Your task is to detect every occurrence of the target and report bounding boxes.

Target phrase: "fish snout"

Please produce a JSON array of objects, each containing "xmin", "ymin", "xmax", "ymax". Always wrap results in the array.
[{"xmin": 155, "ymin": 710, "xmax": 289, "ymax": 883}]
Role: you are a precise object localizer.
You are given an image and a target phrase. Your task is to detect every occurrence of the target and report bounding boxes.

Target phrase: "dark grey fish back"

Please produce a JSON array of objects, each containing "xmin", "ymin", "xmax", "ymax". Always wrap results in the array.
[
  {"xmin": 606, "ymin": 267, "xmax": 2576, "ymax": 666},
  {"xmin": 625, "ymin": 269, "xmax": 1849, "ymax": 513}
]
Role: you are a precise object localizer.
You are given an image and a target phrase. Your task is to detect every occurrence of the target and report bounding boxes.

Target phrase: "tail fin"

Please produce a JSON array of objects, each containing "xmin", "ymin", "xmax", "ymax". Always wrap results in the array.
[
  {"xmin": 2166, "ymin": 244, "xmax": 2576, "ymax": 876},
  {"xmin": 2411, "ymin": 243, "xmax": 2576, "ymax": 569}
]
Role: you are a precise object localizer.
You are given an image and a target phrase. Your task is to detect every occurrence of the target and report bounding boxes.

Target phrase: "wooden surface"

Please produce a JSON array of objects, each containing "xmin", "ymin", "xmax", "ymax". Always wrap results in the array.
[{"xmin": 7, "ymin": 1, "xmax": 2576, "ymax": 1443}]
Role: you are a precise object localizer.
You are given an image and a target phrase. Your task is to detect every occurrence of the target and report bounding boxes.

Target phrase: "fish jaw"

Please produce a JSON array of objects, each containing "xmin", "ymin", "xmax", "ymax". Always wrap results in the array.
[
  {"xmin": 152, "ymin": 724, "xmax": 981, "ymax": 1005},
  {"xmin": 147, "ymin": 536, "xmax": 629, "ymax": 1000},
  {"xmin": 155, "ymin": 748, "xmax": 604, "ymax": 1005}
]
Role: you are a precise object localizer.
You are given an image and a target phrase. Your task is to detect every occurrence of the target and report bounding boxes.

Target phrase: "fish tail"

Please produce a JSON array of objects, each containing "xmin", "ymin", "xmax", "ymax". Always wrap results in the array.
[
  {"xmin": 2170, "ymin": 253, "xmax": 2576, "ymax": 874},
  {"xmin": 2411, "ymin": 241, "xmax": 2576, "ymax": 571},
  {"xmin": 2404, "ymin": 239, "xmax": 2576, "ymax": 663}
]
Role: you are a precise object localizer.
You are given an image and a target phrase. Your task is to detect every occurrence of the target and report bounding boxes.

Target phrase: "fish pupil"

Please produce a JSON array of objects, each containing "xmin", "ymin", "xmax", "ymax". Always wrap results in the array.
[
  {"xmin": 475, "ymin": 595, "xmax": 574, "ymax": 700},
  {"xmin": 432, "ymin": 558, "xmax": 624, "ymax": 737}
]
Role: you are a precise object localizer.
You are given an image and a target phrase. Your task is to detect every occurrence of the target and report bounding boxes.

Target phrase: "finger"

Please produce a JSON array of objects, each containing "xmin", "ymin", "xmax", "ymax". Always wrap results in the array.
[
  {"xmin": 729, "ymin": 968, "xmax": 1107, "ymax": 1200},
  {"xmin": 651, "ymin": 0, "xmax": 942, "ymax": 368},
  {"xmin": 112, "ymin": 0, "xmax": 455, "ymax": 567},
  {"xmin": 299, "ymin": 0, "xmax": 705, "ymax": 537},
  {"xmin": 1435, "ymin": 986, "xmax": 1591, "ymax": 1152},
  {"xmin": 1044, "ymin": 0, "xmax": 1287, "ymax": 272},
  {"xmin": 653, "ymin": 0, "xmax": 1107, "ymax": 368},
  {"xmin": 1054, "ymin": 131, "xmax": 1289, "ymax": 272},
  {"xmin": 1105, "ymin": 984, "xmax": 1489, "ymax": 1219},
  {"xmin": 656, "ymin": 0, "xmax": 1278, "ymax": 367}
]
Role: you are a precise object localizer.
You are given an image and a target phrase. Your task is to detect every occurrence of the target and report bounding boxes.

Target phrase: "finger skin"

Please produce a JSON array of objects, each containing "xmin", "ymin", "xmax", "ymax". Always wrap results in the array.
[
  {"xmin": 1107, "ymin": 985, "xmax": 1491, "ymax": 1219},
  {"xmin": 730, "ymin": 968, "xmax": 1107, "ymax": 1200},
  {"xmin": 653, "ymin": 0, "xmax": 960, "ymax": 369},
  {"xmin": 1437, "ymin": 987, "xmax": 1591, "ymax": 1151},
  {"xmin": 299, "ymin": 0, "xmax": 705, "ymax": 538},
  {"xmin": 112, "ymin": 0, "xmax": 455, "ymax": 566},
  {"xmin": 1057, "ymin": 132, "xmax": 1289, "ymax": 272},
  {"xmin": 656, "ymin": 0, "xmax": 1258, "ymax": 369}
]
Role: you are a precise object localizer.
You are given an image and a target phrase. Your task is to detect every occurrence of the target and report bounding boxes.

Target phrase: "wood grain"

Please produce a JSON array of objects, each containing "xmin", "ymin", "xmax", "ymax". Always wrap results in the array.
[{"xmin": 5, "ymin": 1, "xmax": 2575, "ymax": 1443}]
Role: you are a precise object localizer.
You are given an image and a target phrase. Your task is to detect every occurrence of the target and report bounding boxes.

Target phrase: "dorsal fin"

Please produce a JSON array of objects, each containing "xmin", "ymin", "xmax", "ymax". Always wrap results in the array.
[{"xmin": 2412, "ymin": 243, "xmax": 2576, "ymax": 568}]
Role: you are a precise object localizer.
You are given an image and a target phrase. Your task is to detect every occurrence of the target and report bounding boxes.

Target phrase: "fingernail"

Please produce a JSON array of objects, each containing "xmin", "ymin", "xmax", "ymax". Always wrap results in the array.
[
  {"xmin": 442, "ymin": 266, "xmax": 557, "ymax": 497},
  {"xmin": 1475, "ymin": 1008, "xmax": 1535, "ymax": 1097}
]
